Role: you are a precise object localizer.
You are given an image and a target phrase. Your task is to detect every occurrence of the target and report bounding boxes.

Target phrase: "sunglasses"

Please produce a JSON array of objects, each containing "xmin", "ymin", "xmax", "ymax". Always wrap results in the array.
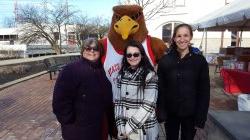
[
  {"xmin": 126, "ymin": 52, "xmax": 140, "ymax": 58},
  {"xmin": 85, "ymin": 46, "xmax": 99, "ymax": 52}
]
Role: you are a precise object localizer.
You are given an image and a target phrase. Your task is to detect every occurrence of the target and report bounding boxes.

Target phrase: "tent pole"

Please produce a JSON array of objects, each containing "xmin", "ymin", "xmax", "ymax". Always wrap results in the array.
[
  {"xmin": 199, "ymin": 28, "xmax": 206, "ymax": 50},
  {"xmin": 239, "ymin": 30, "xmax": 243, "ymax": 47},
  {"xmin": 205, "ymin": 29, "xmax": 208, "ymax": 54},
  {"xmin": 220, "ymin": 31, "xmax": 224, "ymax": 48}
]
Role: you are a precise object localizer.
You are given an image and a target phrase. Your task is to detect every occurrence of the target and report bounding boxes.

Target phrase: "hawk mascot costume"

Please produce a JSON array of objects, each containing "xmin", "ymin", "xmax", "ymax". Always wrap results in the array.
[{"xmin": 99, "ymin": 5, "xmax": 167, "ymax": 140}]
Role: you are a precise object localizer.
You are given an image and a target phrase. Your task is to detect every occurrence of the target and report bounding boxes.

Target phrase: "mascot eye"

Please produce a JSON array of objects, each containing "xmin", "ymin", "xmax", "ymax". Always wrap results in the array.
[
  {"xmin": 131, "ymin": 15, "xmax": 137, "ymax": 20},
  {"xmin": 115, "ymin": 14, "xmax": 121, "ymax": 21},
  {"xmin": 131, "ymin": 12, "xmax": 142, "ymax": 20}
]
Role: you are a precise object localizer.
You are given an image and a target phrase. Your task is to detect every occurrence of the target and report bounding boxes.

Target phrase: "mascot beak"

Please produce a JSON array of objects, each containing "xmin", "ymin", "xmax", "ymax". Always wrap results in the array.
[{"xmin": 114, "ymin": 15, "xmax": 139, "ymax": 40}]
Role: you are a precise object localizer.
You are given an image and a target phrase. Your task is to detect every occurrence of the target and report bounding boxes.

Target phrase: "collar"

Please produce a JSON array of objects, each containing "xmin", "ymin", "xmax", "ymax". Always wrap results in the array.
[
  {"xmin": 171, "ymin": 47, "xmax": 193, "ymax": 60},
  {"xmin": 81, "ymin": 56, "xmax": 101, "ymax": 69}
]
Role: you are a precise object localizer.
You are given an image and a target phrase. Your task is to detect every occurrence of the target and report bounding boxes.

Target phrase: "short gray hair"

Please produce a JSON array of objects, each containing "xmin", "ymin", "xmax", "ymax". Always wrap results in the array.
[{"xmin": 81, "ymin": 38, "xmax": 99, "ymax": 54}]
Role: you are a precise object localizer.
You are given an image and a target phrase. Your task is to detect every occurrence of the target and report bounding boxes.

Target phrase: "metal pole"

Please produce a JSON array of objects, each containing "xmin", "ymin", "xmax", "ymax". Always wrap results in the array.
[
  {"xmin": 199, "ymin": 28, "xmax": 205, "ymax": 50},
  {"xmin": 239, "ymin": 30, "xmax": 243, "ymax": 47},
  {"xmin": 205, "ymin": 29, "xmax": 208, "ymax": 54},
  {"xmin": 220, "ymin": 31, "xmax": 224, "ymax": 48}
]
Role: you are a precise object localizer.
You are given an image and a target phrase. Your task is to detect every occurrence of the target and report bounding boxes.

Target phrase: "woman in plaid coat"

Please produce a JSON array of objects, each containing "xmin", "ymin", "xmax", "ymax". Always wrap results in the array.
[{"xmin": 114, "ymin": 40, "xmax": 159, "ymax": 140}]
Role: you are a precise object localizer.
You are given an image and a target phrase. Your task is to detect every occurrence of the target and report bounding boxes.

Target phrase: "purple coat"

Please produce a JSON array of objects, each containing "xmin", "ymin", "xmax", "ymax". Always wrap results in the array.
[{"xmin": 53, "ymin": 57, "xmax": 114, "ymax": 140}]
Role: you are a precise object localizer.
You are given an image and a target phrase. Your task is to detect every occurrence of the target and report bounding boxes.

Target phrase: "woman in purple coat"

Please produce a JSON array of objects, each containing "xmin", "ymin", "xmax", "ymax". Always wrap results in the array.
[{"xmin": 53, "ymin": 38, "xmax": 115, "ymax": 140}]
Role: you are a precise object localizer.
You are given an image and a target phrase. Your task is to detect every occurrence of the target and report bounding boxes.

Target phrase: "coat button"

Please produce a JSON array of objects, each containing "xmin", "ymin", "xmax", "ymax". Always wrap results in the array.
[
  {"xmin": 126, "ymin": 92, "xmax": 129, "ymax": 95},
  {"xmin": 82, "ymin": 94, "xmax": 86, "ymax": 98},
  {"xmin": 126, "ymin": 107, "xmax": 129, "ymax": 110},
  {"xmin": 177, "ymin": 73, "xmax": 181, "ymax": 79}
]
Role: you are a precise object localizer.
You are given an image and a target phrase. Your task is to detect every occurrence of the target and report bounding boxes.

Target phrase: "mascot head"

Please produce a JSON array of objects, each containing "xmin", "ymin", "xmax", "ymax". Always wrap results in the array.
[{"xmin": 108, "ymin": 5, "xmax": 148, "ymax": 49}]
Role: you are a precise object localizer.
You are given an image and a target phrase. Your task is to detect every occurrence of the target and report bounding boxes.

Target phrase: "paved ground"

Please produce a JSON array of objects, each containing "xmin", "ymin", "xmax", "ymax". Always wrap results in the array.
[
  {"xmin": 209, "ymin": 67, "xmax": 238, "ymax": 111},
  {"xmin": 0, "ymin": 65, "xmax": 238, "ymax": 140},
  {"xmin": 0, "ymin": 74, "xmax": 61, "ymax": 140}
]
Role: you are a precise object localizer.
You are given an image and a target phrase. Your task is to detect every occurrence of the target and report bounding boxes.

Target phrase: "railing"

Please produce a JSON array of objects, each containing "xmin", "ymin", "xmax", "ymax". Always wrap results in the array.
[
  {"xmin": 0, "ymin": 44, "xmax": 80, "ymax": 60},
  {"xmin": 0, "ymin": 50, "xmax": 25, "ymax": 60}
]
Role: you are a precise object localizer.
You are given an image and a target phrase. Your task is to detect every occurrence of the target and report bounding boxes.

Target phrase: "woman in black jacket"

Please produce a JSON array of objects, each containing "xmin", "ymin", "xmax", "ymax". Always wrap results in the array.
[
  {"xmin": 53, "ymin": 38, "xmax": 115, "ymax": 140},
  {"xmin": 157, "ymin": 24, "xmax": 210, "ymax": 140}
]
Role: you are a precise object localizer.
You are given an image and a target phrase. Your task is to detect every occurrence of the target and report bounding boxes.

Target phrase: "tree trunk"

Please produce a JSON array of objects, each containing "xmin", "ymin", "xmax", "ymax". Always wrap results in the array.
[
  {"xmin": 59, "ymin": 26, "xmax": 62, "ymax": 53},
  {"xmin": 52, "ymin": 44, "xmax": 61, "ymax": 55}
]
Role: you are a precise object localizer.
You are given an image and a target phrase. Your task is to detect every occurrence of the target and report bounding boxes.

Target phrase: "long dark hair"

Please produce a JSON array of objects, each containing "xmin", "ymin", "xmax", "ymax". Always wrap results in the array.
[
  {"xmin": 119, "ymin": 40, "xmax": 154, "ymax": 88},
  {"xmin": 170, "ymin": 23, "xmax": 193, "ymax": 49}
]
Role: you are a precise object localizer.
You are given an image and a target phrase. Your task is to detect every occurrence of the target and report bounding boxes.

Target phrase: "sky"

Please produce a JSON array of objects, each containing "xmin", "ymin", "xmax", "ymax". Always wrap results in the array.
[{"xmin": 0, "ymin": 0, "xmax": 120, "ymax": 27}]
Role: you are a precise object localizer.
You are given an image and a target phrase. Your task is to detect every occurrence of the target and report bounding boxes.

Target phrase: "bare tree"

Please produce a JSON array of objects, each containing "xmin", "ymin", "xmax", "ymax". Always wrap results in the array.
[
  {"xmin": 71, "ymin": 14, "xmax": 94, "ymax": 47},
  {"xmin": 71, "ymin": 15, "xmax": 110, "ymax": 47},
  {"xmin": 17, "ymin": 2, "xmax": 76, "ymax": 54},
  {"xmin": 118, "ymin": 0, "xmax": 176, "ymax": 20},
  {"xmin": 50, "ymin": 3, "xmax": 76, "ymax": 53},
  {"xmin": 91, "ymin": 17, "xmax": 110, "ymax": 39}
]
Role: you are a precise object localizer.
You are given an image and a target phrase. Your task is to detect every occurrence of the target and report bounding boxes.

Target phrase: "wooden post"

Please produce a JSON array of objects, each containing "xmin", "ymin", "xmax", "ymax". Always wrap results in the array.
[{"xmin": 236, "ymin": 31, "xmax": 240, "ymax": 47}]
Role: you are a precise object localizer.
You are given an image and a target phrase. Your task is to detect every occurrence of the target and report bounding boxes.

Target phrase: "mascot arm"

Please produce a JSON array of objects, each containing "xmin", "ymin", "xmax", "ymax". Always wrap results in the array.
[
  {"xmin": 151, "ymin": 37, "xmax": 168, "ymax": 63},
  {"xmin": 98, "ymin": 38, "xmax": 106, "ymax": 59},
  {"xmin": 98, "ymin": 39, "xmax": 105, "ymax": 50}
]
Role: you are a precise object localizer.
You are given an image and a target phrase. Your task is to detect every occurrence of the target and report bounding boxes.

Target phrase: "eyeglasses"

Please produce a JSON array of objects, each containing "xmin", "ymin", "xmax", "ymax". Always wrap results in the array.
[
  {"xmin": 126, "ymin": 52, "xmax": 140, "ymax": 58},
  {"xmin": 85, "ymin": 46, "xmax": 99, "ymax": 52}
]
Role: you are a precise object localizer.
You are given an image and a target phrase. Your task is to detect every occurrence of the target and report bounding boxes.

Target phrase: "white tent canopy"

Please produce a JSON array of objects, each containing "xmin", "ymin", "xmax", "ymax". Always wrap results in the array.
[{"xmin": 193, "ymin": 0, "xmax": 250, "ymax": 31}]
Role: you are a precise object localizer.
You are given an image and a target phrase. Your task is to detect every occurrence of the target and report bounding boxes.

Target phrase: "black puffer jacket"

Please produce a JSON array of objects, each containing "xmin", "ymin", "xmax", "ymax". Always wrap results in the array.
[{"xmin": 157, "ymin": 48, "xmax": 210, "ymax": 128}]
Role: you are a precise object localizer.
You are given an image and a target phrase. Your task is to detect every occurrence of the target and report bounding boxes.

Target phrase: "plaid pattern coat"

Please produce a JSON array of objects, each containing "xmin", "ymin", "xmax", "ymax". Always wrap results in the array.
[{"xmin": 114, "ymin": 67, "xmax": 159, "ymax": 140}]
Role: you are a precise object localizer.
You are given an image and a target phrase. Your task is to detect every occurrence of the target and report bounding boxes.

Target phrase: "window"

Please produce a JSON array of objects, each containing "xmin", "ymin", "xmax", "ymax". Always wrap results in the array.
[
  {"xmin": 231, "ymin": 31, "xmax": 237, "ymax": 46},
  {"xmin": 162, "ymin": 21, "xmax": 183, "ymax": 43},
  {"xmin": 10, "ymin": 40, "xmax": 14, "ymax": 45},
  {"xmin": 4, "ymin": 35, "xmax": 10, "ymax": 41},
  {"xmin": 53, "ymin": 32, "xmax": 59, "ymax": 40},
  {"xmin": 162, "ymin": 23, "xmax": 172, "ymax": 43},
  {"xmin": 68, "ymin": 32, "xmax": 75, "ymax": 40},
  {"xmin": 10, "ymin": 35, "xmax": 18, "ymax": 40},
  {"xmin": 68, "ymin": 32, "xmax": 76, "ymax": 45},
  {"xmin": 174, "ymin": 22, "xmax": 181, "ymax": 28}
]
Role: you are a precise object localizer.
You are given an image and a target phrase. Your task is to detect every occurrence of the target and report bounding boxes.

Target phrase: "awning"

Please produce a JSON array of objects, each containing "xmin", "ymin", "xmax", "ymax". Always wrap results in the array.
[{"xmin": 193, "ymin": 0, "xmax": 250, "ymax": 31}]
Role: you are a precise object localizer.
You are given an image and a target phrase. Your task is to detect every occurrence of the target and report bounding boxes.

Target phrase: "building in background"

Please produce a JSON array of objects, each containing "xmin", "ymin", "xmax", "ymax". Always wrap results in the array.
[
  {"xmin": 140, "ymin": 0, "xmax": 250, "ymax": 53},
  {"xmin": 0, "ymin": 25, "xmax": 80, "ymax": 59}
]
